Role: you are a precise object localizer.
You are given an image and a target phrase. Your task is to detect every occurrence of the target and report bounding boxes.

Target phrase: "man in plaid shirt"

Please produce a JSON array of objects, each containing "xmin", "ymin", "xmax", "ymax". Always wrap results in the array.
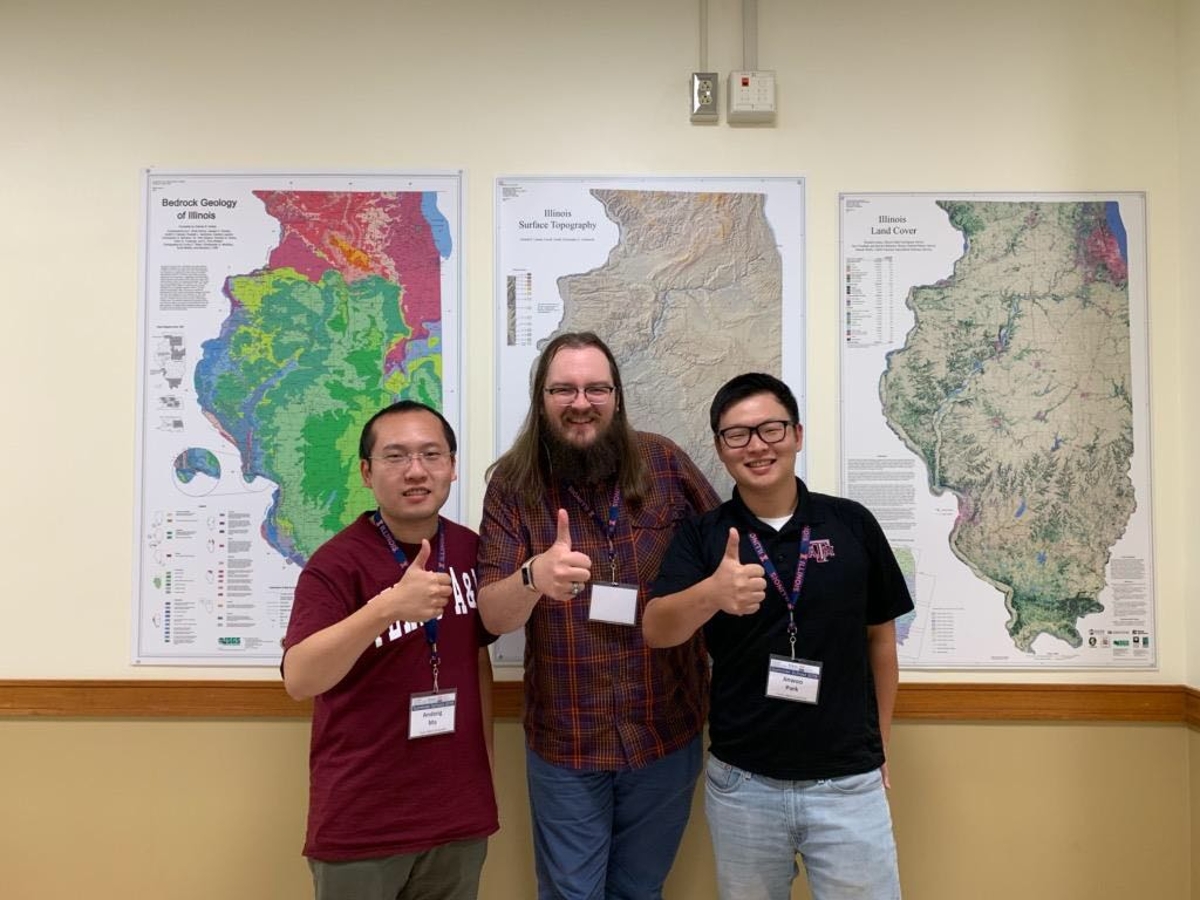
[{"xmin": 478, "ymin": 331, "xmax": 719, "ymax": 899}]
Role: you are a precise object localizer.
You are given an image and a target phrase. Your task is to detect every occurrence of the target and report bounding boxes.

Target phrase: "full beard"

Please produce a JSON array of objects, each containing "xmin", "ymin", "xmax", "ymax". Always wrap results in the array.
[{"xmin": 543, "ymin": 420, "xmax": 623, "ymax": 485}]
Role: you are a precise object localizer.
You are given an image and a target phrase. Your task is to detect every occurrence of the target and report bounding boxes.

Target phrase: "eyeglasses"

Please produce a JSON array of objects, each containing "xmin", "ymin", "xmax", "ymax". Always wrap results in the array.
[
  {"xmin": 543, "ymin": 385, "xmax": 617, "ymax": 405},
  {"xmin": 717, "ymin": 420, "xmax": 793, "ymax": 449},
  {"xmin": 369, "ymin": 450, "xmax": 452, "ymax": 469}
]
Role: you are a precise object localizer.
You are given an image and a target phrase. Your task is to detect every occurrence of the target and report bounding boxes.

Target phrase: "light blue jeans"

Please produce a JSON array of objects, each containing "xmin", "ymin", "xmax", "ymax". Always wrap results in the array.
[{"xmin": 705, "ymin": 755, "xmax": 901, "ymax": 900}]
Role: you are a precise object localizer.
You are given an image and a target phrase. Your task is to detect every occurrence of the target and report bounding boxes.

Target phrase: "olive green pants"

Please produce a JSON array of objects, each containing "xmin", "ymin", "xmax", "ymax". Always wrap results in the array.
[{"xmin": 308, "ymin": 837, "xmax": 488, "ymax": 900}]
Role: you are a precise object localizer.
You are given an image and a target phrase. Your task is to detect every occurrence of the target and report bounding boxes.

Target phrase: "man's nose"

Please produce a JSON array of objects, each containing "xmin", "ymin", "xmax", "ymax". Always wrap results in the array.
[{"xmin": 746, "ymin": 429, "xmax": 770, "ymax": 448}]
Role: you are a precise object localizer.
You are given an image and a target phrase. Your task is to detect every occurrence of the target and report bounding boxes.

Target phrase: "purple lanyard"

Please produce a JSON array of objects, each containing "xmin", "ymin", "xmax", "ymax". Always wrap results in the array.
[
  {"xmin": 747, "ymin": 525, "xmax": 811, "ymax": 660},
  {"xmin": 567, "ymin": 484, "xmax": 621, "ymax": 582},
  {"xmin": 371, "ymin": 512, "xmax": 445, "ymax": 681}
]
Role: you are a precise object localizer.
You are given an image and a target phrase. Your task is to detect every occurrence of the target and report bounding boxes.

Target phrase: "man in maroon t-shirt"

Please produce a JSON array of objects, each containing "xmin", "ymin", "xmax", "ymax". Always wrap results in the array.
[{"xmin": 283, "ymin": 400, "xmax": 498, "ymax": 900}]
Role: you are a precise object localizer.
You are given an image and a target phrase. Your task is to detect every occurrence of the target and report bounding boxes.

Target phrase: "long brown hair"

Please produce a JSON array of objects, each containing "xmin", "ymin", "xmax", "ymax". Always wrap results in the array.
[{"xmin": 487, "ymin": 332, "xmax": 648, "ymax": 509}]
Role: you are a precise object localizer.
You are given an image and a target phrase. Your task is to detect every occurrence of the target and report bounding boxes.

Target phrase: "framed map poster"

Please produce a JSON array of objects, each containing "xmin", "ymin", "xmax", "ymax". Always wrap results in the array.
[
  {"xmin": 134, "ymin": 170, "xmax": 463, "ymax": 664},
  {"xmin": 840, "ymin": 193, "xmax": 1154, "ymax": 668}
]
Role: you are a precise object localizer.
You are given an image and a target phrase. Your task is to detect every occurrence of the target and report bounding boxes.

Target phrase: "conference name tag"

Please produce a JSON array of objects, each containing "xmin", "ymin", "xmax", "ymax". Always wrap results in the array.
[
  {"xmin": 588, "ymin": 582, "xmax": 639, "ymax": 626},
  {"xmin": 765, "ymin": 655, "xmax": 821, "ymax": 704},
  {"xmin": 409, "ymin": 689, "xmax": 457, "ymax": 738}
]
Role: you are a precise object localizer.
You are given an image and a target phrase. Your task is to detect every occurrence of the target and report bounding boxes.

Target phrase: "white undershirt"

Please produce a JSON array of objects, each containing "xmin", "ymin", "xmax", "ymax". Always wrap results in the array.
[{"xmin": 755, "ymin": 514, "xmax": 792, "ymax": 531}]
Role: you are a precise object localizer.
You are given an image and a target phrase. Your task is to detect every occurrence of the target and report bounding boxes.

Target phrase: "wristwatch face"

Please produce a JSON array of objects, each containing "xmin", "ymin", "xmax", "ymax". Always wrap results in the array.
[{"xmin": 521, "ymin": 559, "xmax": 534, "ymax": 588}]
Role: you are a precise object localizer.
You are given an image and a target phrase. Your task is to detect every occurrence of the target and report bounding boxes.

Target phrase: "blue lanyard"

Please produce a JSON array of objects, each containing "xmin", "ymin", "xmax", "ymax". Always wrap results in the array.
[
  {"xmin": 371, "ymin": 512, "xmax": 445, "ymax": 679},
  {"xmin": 747, "ymin": 525, "xmax": 811, "ymax": 660},
  {"xmin": 567, "ymin": 484, "xmax": 621, "ymax": 582}
]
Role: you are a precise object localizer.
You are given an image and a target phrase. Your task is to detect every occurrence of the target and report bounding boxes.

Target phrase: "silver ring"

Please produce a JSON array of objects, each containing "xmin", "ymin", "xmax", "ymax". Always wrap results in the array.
[{"xmin": 570, "ymin": 582, "xmax": 582, "ymax": 596}]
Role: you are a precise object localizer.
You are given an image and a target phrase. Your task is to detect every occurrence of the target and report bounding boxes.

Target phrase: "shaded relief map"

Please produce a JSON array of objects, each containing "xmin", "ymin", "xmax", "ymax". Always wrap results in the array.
[
  {"xmin": 491, "ymin": 177, "xmax": 805, "ymax": 665},
  {"xmin": 136, "ymin": 173, "xmax": 461, "ymax": 663},
  {"xmin": 841, "ymin": 194, "xmax": 1153, "ymax": 667},
  {"xmin": 495, "ymin": 178, "xmax": 805, "ymax": 497}
]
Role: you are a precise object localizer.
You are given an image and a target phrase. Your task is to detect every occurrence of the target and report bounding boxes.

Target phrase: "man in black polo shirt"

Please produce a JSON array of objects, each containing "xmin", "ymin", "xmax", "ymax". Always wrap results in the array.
[{"xmin": 645, "ymin": 372, "xmax": 911, "ymax": 900}]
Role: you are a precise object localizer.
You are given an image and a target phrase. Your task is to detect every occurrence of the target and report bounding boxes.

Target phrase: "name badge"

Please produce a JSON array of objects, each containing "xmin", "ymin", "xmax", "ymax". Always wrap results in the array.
[
  {"xmin": 765, "ymin": 655, "xmax": 821, "ymax": 704},
  {"xmin": 588, "ymin": 581, "xmax": 639, "ymax": 625},
  {"xmin": 409, "ymin": 689, "xmax": 457, "ymax": 738}
]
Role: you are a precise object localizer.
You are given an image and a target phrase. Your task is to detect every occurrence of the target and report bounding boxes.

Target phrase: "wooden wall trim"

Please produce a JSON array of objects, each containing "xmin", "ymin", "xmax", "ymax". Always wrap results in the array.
[
  {"xmin": 1186, "ymin": 687, "xmax": 1200, "ymax": 731},
  {"xmin": 0, "ymin": 680, "xmax": 1192, "ymax": 724},
  {"xmin": 0, "ymin": 679, "xmax": 522, "ymax": 720},
  {"xmin": 894, "ymin": 683, "xmax": 1185, "ymax": 723}
]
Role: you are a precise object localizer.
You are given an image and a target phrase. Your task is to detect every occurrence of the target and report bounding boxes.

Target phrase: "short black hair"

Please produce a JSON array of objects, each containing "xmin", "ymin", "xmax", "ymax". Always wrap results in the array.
[
  {"xmin": 359, "ymin": 400, "xmax": 457, "ymax": 460},
  {"xmin": 709, "ymin": 373, "xmax": 800, "ymax": 433}
]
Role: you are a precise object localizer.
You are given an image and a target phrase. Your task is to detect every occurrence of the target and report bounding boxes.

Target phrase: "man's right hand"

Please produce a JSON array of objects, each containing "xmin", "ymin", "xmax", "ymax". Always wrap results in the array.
[
  {"xmin": 711, "ymin": 528, "xmax": 766, "ymax": 616},
  {"xmin": 532, "ymin": 508, "xmax": 593, "ymax": 602},
  {"xmin": 369, "ymin": 540, "xmax": 453, "ymax": 623}
]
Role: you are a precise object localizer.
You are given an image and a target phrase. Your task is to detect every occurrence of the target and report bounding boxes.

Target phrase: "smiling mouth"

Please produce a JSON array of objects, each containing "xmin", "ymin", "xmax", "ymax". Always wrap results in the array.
[{"xmin": 402, "ymin": 487, "xmax": 431, "ymax": 498}]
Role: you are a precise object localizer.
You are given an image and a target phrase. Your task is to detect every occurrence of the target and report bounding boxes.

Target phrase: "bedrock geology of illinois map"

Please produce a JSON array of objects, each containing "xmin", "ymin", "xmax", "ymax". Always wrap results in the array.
[
  {"xmin": 135, "ymin": 172, "xmax": 462, "ymax": 664},
  {"xmin": 841, "ymin": 194, "xmax": 1154, "ymax": 667}
]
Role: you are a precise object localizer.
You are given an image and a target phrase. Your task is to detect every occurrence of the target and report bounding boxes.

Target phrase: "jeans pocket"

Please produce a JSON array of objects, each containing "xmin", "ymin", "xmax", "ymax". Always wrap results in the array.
[
  {"xmin": 822, "ymin": 768, "xmax": 883, "ymax": 795},
  {"xmin": 705, "ymin": 755, "xmax": 744, "ymax": 795}
]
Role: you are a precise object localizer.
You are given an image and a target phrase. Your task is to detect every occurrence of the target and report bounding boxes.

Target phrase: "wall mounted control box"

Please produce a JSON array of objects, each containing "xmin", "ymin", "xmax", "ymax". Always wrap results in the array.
[{"xmin": 727, "ymin": 70, "xmax": 776, "ymax": 124}]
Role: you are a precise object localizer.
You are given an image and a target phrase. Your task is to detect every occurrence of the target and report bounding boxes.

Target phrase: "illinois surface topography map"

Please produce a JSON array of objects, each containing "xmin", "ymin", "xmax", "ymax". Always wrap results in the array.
[
  {"xmin": 489, "ymin": 176, "xmax": 805, "ymax": 666},
  {"xmin": 495, "ymin": 177, "xmax": 806, "ymax": 498}
]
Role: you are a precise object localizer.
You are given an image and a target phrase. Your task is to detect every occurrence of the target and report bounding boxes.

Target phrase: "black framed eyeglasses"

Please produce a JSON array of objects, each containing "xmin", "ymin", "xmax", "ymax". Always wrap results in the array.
[{"xmin": 717, "ymin": 420, "xmax": 793, "ymax": 449}]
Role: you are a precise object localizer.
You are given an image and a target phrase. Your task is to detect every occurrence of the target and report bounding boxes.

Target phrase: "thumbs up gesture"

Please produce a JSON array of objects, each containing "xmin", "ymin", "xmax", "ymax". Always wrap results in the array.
[
  {"xmin": 536, "ymin": 508, "xmax": 594, "ymax": 602},
  {"xmin": 371, "ymin": 539, "xmax": 452, "ymax": 622},
  {"xmin": 713, "ymin": 528, "xmax": 766, "ymax": 616}
]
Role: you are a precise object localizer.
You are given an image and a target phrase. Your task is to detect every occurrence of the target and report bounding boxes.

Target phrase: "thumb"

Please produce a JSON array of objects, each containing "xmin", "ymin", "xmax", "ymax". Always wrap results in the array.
[
  {"xmin": 555, "ymin": 508, "xmax": 572, "ymax": 549},
  {"xmin": 723, "ymin": 528, "xmax": 741, "ymax": 562},
  {"xmin": 412, "ymin": 539, "xmax": 431, "ymax": 569}
]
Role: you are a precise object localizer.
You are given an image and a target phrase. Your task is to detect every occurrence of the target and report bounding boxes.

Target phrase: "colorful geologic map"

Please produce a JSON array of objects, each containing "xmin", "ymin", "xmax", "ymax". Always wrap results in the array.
[{"xmin": 135, "ymin": 173, "xmax": 462, "ymax": 663}]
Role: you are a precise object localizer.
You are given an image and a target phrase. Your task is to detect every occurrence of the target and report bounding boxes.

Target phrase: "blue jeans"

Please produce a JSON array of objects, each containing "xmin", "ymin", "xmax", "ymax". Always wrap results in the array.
[
  {"xmin": 705, "ymin": 755, "xmax": 900, "ymax": 900},
  {"xmin": 525, "ymin": 738, "xmax": 702, "ymax": 900}
]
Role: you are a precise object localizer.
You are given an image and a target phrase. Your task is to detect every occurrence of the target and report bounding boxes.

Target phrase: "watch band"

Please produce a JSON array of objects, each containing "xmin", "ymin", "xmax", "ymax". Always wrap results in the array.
[{"xmin": 520, "ymin": 555, "xmax": 540, "ymax": 593}]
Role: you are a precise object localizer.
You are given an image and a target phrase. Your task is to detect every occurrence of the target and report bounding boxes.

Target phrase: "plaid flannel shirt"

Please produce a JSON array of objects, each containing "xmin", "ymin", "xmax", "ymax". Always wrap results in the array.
[{"xmin": 478, "ymin": 432, "xmax": 719, "ymax": 769}]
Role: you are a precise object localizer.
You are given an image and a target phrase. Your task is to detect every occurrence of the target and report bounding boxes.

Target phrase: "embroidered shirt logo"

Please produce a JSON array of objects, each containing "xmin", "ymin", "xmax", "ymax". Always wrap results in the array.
[{"xmin": 805, "ymin": 539, "xmax": 836, "ymax": 563}]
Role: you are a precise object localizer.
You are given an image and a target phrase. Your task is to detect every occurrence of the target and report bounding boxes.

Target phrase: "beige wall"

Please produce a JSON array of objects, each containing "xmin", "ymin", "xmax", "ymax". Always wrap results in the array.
[
  {"xmin": 1181, "ymin": 0, "xmax": 1200, "ymax": 694},
  {"xmin": 0, "ymin": 0, "xmax": 1195, "ymax": 896},
  {"xmin": 1, "ymin": 718, "xmax": 1192, "ymax": 900},
  {"xmin": 0, "ymin": 0, "xmax": 1189, "ymax": 686},
  {"xmin": 1181, "ymin": 1, "xmax": 1199, "ymax": 887}
]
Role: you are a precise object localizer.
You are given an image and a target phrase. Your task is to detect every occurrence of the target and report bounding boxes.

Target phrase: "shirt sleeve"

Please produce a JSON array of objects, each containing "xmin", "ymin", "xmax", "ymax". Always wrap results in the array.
[
  {"xmin": 859, "ymin": 503, "xmax": 916, "ymax": 625},
  {"xmin": 282, "ymin": 558, "xmax": 354, "ymax": 651},
  {"xmin": 476, "ymin": 473, "xmax": 531, "ymax": 589},
  {"xmin": 669, "ymin": 439, "xmax": 722, "ymax": 516},
  {"xmin": 650, "ymin": 514, "xmax": 714, "ymax": 598}
]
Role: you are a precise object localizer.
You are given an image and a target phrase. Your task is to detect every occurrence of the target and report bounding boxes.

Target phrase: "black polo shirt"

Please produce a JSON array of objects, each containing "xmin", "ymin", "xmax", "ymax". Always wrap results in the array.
[{"xmin": 652, "ymin": 478, "xmax": 914, "ymax": 780}]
